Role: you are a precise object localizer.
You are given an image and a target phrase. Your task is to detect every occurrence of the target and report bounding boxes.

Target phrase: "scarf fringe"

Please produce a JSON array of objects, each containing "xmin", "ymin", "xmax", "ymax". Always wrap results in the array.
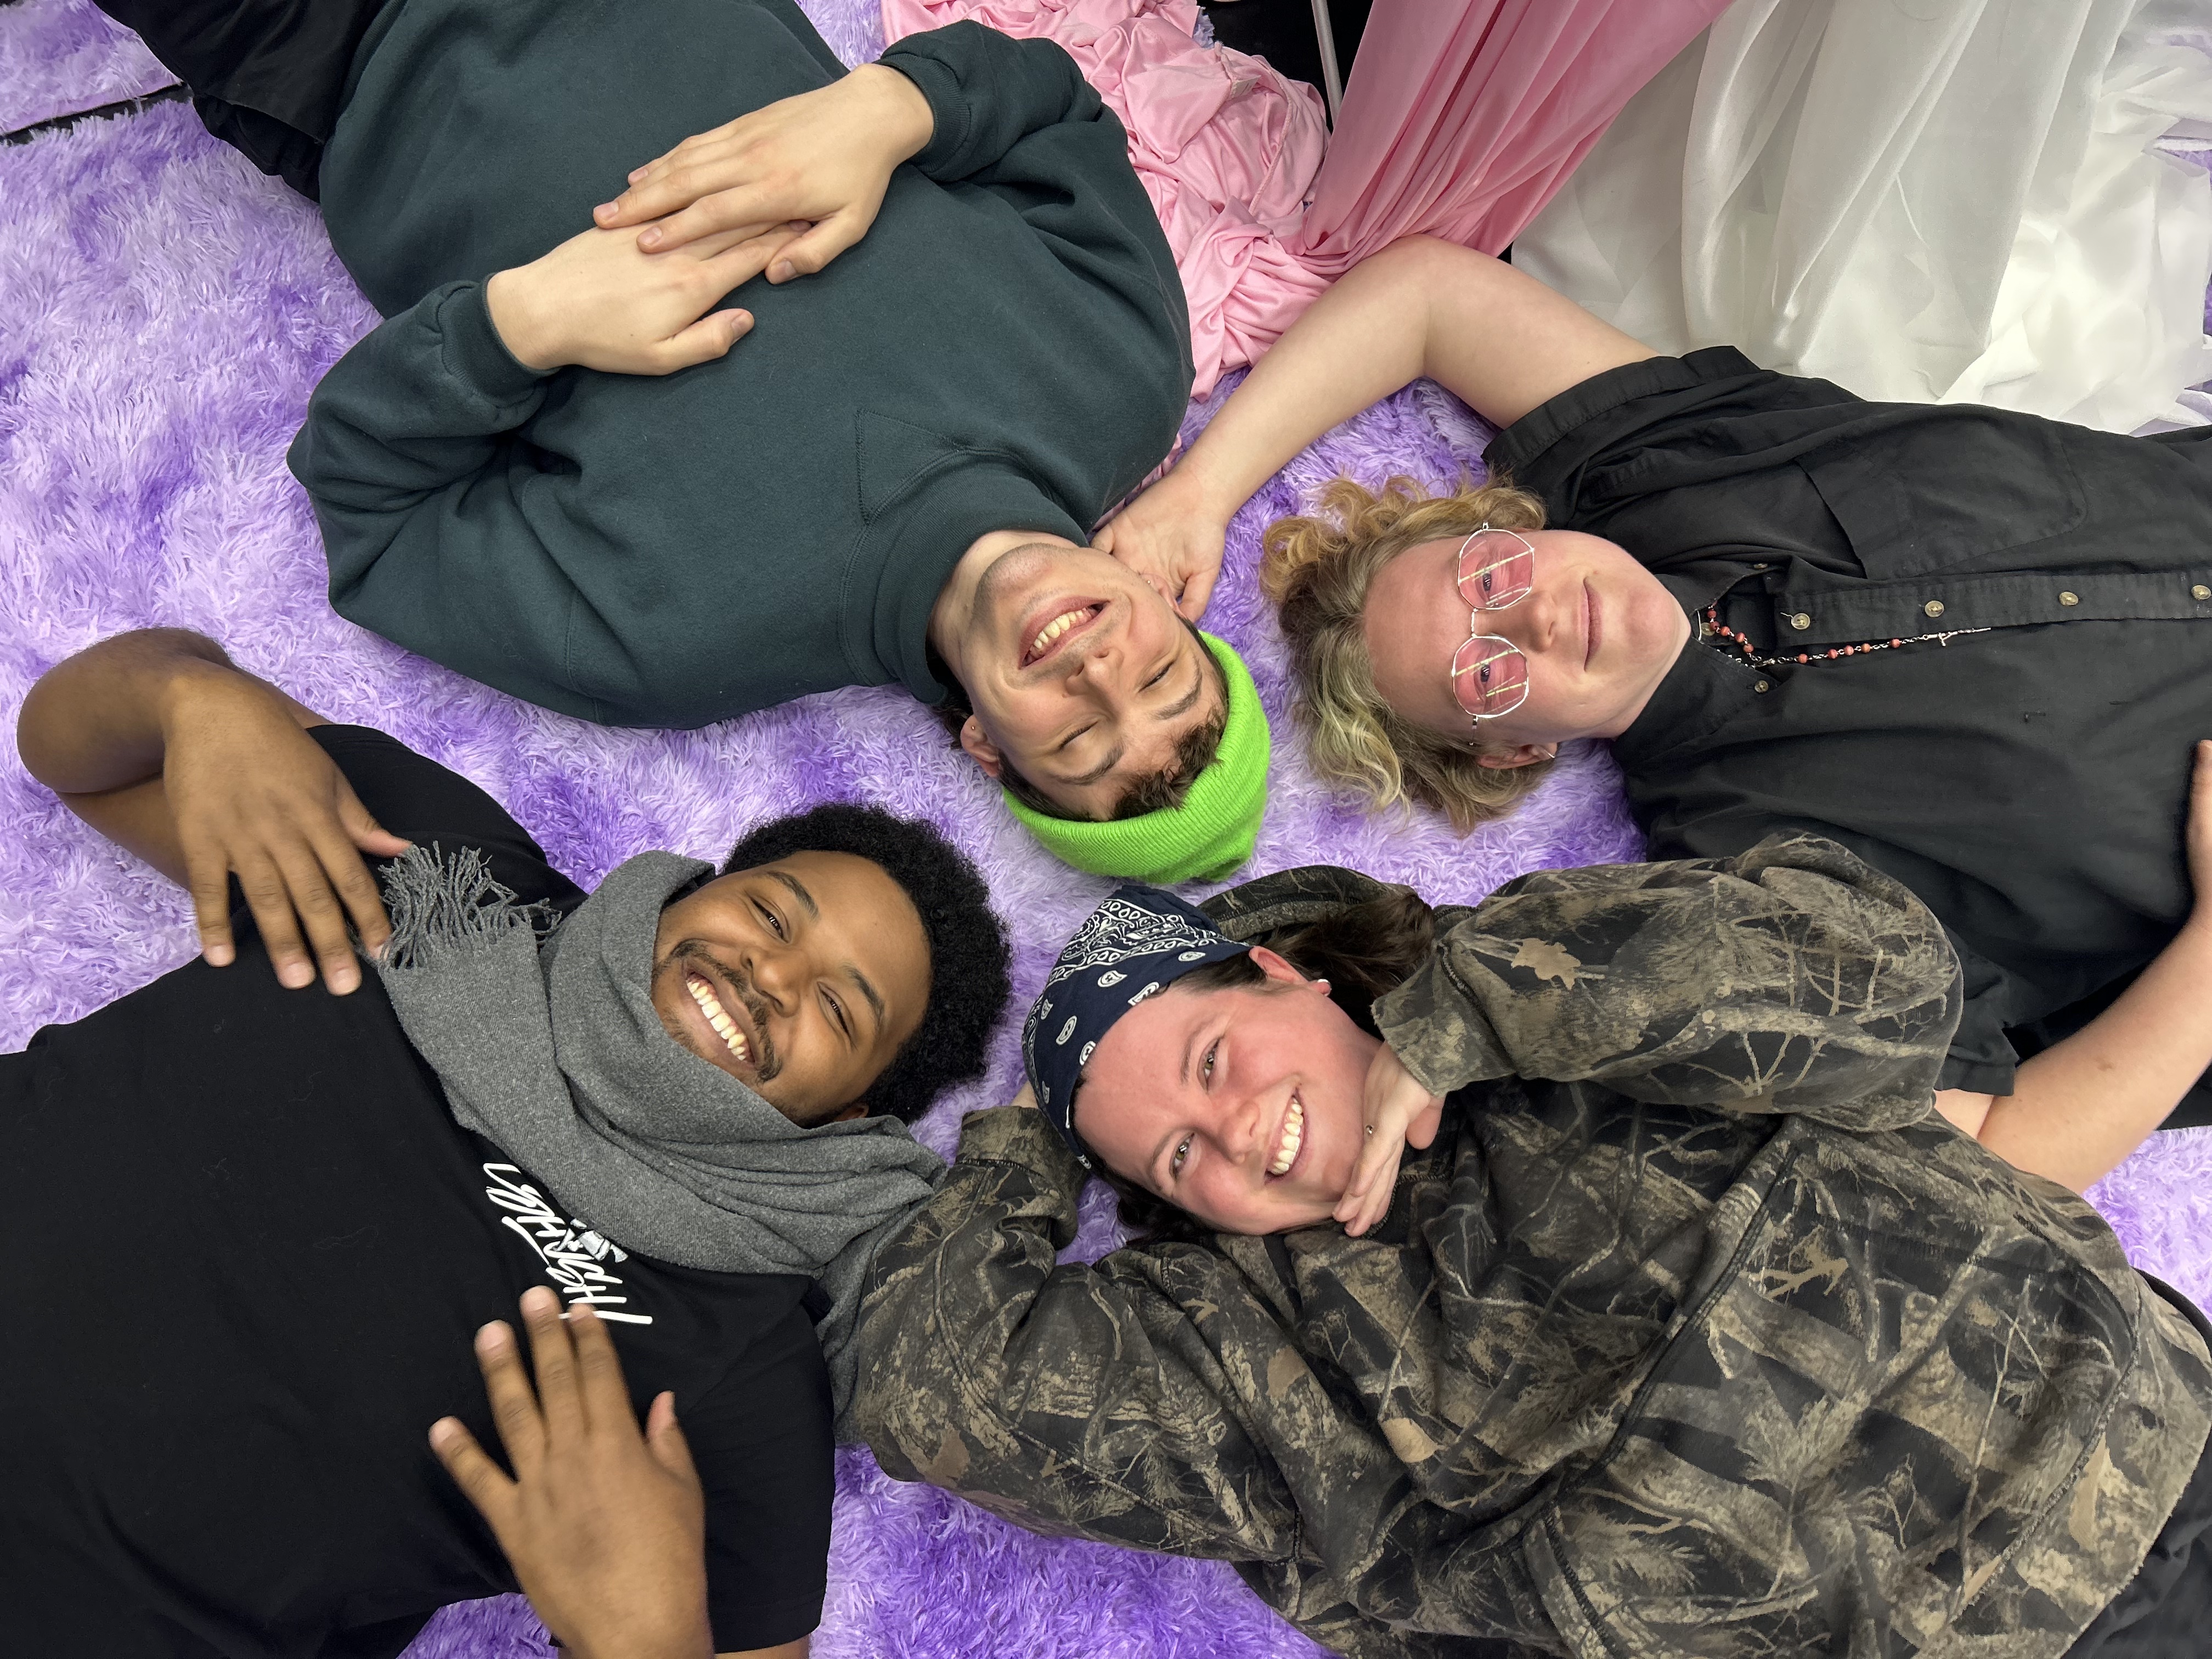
[{"xmin": 376, "ymin": 844, "xmax": 561, "ymax": 972}]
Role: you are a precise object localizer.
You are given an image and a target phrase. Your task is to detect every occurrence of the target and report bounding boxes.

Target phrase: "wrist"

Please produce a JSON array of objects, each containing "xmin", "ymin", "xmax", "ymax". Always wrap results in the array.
[
  {"xmin": 151, "ymin": 652, "xmax": 253, "ymax": 743},
  {"xmin": 484, "ymin": 266, "xmax": 566, "ymax": 373},
  {"xmin": 853, "ymin": 62, "xmax": 936, "ymax": 164}
]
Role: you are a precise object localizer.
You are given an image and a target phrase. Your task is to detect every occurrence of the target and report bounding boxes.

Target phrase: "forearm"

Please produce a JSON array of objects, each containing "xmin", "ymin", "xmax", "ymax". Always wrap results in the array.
[
  {"xmin": 856, "ymin": 1108, "xmax": 1290, "ymax": 1558},
  {"xmin": 1375, "ymin": 834, "xmax": 1960, "ymax": 1130},
  {"xmin": 19, "ymin": 629, "xmax": 235, "ymax": 794},
  {"xmin": 880, "ymin": 24, "xmax": 1087, "ymax": 182},
  {"xmin": 1974, "ymin": 919, "xmax": 2212, "ymax": 1191},
  {"xmin": 291, "ymin": 283, "xmax": 548, "ymax": 513},
  {"xmin": 1166, "ymin": 238, "xmax": 1656, "ymax": 526}
]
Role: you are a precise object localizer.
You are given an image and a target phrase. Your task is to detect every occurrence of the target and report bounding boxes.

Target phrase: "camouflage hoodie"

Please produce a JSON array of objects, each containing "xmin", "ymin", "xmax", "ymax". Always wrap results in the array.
[{"xmin": 855, "ymin": 838, "xmax": 2212, "ymax": 1658}]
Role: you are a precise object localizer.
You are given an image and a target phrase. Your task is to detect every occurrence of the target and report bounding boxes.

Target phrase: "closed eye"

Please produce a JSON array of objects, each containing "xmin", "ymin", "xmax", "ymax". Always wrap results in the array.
[{"xmin": 1057, "ymin": 723, "xmax": 1097, "ymax": 755}]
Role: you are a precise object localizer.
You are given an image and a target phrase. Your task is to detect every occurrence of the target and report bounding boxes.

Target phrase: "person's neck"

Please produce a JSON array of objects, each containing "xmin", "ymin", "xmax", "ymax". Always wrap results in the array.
[
  {"xmin": 926, "ymin": 527, "xmax": 1078, "ymax": 686},
  {"xmin": 1590, "ymin": 600, "xmax": 1694, "ymax": 741}
]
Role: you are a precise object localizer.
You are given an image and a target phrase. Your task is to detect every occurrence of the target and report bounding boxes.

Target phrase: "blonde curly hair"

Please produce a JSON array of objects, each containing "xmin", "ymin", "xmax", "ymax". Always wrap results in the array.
[{"xmin": 1261, "ymin": 475, "xmax": 1555, "ymax": 832}]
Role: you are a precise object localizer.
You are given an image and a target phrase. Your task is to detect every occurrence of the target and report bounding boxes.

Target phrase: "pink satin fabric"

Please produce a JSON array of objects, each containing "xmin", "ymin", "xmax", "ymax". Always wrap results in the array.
[
  {"xmin": 1293, "ymin": 0, "xmax": 1731, "ymax": 274},
  {"xmin": 879, "ymin": 0, "xmax": 1726, "ymax": 388},
  {"xmin": 882, "ymin": 0, "xmax": 1330, "ymax": 396}
]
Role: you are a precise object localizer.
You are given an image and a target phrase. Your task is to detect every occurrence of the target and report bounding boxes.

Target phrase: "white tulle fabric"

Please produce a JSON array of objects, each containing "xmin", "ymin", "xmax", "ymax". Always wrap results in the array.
[{"xmin": 1514, "ymin": 0, "xmax": 2212, "ymax": 433}]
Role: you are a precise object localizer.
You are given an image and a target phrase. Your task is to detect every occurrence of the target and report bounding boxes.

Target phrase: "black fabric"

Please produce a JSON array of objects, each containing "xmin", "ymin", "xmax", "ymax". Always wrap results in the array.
[
  {"xmin": 2064, "ymin": 1278, "xmax": 2212, "ymax": 1656},
  {"xmin": 1489, "ymin": 348, "xmax": 2212, "ymax": 1113},
  {"xmin": 89, "ymin": 0, "xmax": 393, "ymax": 196},
  {"xmin": 0, "ymin": 726, "xmax": 831, "ymax": 1658}
]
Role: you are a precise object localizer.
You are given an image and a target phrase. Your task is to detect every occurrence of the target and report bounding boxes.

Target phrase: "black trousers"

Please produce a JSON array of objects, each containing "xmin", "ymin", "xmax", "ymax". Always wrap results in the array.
[
  {"xmin": 2066, "ymin": 1280, "xmax": 2212, "ymax": 1655},
  {"xmin": 90, "ymin": 0, "xmax": 393, "ymax": 197}
]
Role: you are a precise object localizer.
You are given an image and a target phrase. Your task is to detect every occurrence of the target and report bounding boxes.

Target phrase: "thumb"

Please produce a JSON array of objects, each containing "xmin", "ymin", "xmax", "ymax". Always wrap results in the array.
[
  {"xmin": 338, "ymin": 789, "xmax": 411, "ymax": 859},
  {"xmin": 646, "ymin": 1391, "xmax": 701, "ymax": 1489},
  {"xmin": 768, "ymin": 211, "xmax": 865, "ymax": 283}
]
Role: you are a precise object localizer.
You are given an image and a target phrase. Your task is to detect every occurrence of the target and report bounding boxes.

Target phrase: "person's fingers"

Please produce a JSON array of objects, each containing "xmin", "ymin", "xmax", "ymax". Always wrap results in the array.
[
  {"xmin": 636, "ymin": 187, "xmax": 783, "ymax": 253},
  {"xmin": 1407, "ymin": 1097, "xmax": 1446, "ymax": 1150},
  {"xmin": 698, "ymin": 221, "xmax": 810, "ymax": 286},
  {"xmin": 519, "ymin": 1285, "xmax": 587, "ymax": 1443},
  {"xmin": 765, "ymin": 210, "xmax": 866, "ymax": 283},
  {"xmin": 650, "ymin": 310, "xmax": 754, "ymax": 375},
  {"xmin": 474, "ymin": 1318, "xmax": 549, "ymax": 1480},
  {"xmin": 428, "ymin": 1416, "xmax": 518, "ymax": 1528},
  {"xmin": 234, "ymin": 849, "xmax": 317, "ymax": 989},
  {"xmin": 273, "ymin": 841, "xmax": 362, "ymax": 995},
  {"xmin": 565, "ymin": 1301, "xmax": 628, "ymax": 1431},
  {"xmin": 183, "ymin": 843, "xmax": 239, "ymax": 969},
  {"xmin": 336, "ymin": 785, "xmax": 411, "ymax": 861},
  {"xmin": 645, "ymin": 1391, "xmax": 702, "ymax": 1489},
  {"xmin": 1334, "ymin": 1133, "xmax": 1395, "ymax": 1219},
  {"xmin": 1179, "ymin": 558, "xmax": 1221, "ymax": 622}
]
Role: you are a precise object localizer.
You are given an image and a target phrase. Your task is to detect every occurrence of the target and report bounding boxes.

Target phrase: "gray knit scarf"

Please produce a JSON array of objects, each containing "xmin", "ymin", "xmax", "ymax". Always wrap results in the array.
[{"xmin": 370, "ymin": 845, "xmax": 944, "ymax": 1426}]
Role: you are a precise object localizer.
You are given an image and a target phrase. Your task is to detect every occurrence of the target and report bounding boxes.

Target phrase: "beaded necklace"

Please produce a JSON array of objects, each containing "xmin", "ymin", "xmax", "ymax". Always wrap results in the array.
[{"xmin": 1700, "ymin": 604, "xmax": 1990, "ymax": 670}]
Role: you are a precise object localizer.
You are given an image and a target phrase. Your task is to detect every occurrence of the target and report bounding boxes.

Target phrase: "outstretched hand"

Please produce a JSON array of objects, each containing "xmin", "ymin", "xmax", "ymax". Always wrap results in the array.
[
  {"xmin": 430, "ymin": 1289, "xmax": 713, "ymax": 1659},
  {"xmin": 1334, "ymin": 1042, "xmax": 1445, "ymax": 1237},
  {"xmin": 486, "ymin": 219, "xmax": 810, "ymax": 377},
  {"xmin": 165, "ymin": 673, "xmax": 408, "ymax": 993},
  {"xmin": 1092, "ymin": 470, "xmax": 1230, "ymax": 623},
  {"xmin": 593, "ymin": 64, "xmax": 935, "ymax": 280}
]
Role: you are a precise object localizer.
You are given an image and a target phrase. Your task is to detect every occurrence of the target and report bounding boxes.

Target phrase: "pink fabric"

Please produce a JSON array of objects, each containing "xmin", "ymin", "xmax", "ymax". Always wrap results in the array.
[
  {"xmin": 882, "ymin": 0, "xmax": 1329, "ymax": 396},
  {"xmin": 880, "ymin": 0, "xmax": 1725, "ymax": 385},
  {"xmin": 1293, "ymin": 0, "xmax": 1733, "ymax": 273}
]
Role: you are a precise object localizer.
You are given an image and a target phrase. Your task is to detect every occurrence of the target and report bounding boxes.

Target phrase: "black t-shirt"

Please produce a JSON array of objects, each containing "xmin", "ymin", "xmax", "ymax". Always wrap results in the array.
[
  {"xmin": 1488, "ymin": 348, "xmax": 2212, "ymax": 1096},
  {"xmin": 0, "ymin": 726, "xmax": 830, "ymax": 1657}
]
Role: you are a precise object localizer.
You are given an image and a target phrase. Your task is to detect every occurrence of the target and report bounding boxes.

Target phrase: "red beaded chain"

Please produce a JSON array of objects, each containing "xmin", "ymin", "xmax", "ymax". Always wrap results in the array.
[{"xmin": 1701, "ymin": 605, "xmax": 1989, "ymax": 670}]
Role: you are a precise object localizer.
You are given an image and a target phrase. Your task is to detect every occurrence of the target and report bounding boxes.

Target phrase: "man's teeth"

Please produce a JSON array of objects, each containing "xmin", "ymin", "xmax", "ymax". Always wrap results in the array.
[
  {"xmin": 1268, "ymin": 1094, "xmax": 1305, "ymax": 1177},
  {"xmin": 686, "ymin": 975, "xmax": 751, "ymax": 1063},
  {"xmin": 1029, "ymin": 608, "xmax": 1092, "ymax": 661}
]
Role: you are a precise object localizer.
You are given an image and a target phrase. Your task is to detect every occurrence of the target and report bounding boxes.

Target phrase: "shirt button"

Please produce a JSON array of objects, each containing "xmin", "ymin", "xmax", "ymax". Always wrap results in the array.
[
  {"xmin": 2058, "ymin": 591, "xmax": 2079, "ymax": 607},
  {"xmin": 1788, "ymin": 612, "xmax": 1812, "ymax": 630},
  {"xmin": 2194, "ymin": 585, "xmax": 2210, "ymax": 601},
  {"xmin": 1923, "ymin": 600, "xmax": 1946, "ymax": 619},
  {"xmin": 1753, "ymin": 679, "xmax": 1770, "ymax": 693}
]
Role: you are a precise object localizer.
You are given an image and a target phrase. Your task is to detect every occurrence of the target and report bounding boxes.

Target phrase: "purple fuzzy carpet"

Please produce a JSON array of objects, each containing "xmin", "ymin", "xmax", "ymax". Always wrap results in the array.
[{"xmin": 3, "ymin": 0, "xmax": 2209, "ymax": 1652}]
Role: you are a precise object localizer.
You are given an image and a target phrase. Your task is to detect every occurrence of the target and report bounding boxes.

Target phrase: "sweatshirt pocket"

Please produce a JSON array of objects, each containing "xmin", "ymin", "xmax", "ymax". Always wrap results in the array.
[{"xmin": 1534, "ymin": 1132, "xmax": 2130, "ymax": 1658}]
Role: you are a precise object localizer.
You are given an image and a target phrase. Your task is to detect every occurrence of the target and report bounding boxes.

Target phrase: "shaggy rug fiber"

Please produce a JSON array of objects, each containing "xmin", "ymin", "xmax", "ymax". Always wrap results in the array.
[{"xmin": 2, "ymin": 0, "xmax": 2208, "ymax": 1653}]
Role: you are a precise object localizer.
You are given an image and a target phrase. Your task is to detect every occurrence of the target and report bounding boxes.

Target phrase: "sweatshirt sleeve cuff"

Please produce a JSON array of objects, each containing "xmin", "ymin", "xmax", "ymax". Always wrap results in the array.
[
  {"xmin": 877, "ymin": 36, "xmax": 975, "ymax": 180},
  {"xmin": 436, "ymin": 280, "xmax": 553, "ymax": 408},
  {"xmin": 957, "ymin": 1102, "xmax": 1090, "ymax": 1185}
]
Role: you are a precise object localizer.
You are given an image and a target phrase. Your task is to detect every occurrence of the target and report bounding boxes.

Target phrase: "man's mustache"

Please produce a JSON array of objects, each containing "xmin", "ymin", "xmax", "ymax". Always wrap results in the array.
[{"xmin": 670, "ymin": 942, "xmax": 782, "ymax": 1080}]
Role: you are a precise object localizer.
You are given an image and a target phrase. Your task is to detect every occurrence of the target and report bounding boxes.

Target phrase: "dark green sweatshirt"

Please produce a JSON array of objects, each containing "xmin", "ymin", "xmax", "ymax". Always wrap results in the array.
[{"xmin": 290, "ymin": 0, "xmax": 1192, "ymax": 726}]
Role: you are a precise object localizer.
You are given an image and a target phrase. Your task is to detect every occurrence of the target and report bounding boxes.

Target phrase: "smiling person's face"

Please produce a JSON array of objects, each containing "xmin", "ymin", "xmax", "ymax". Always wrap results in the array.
[
  {"xmin": 932, "ymin": 535, "xmax": 1223, "ymax": 819},
  {"xmin": 1362, "ymin": 529, "xmax": 1691, "ymax": 766},
  {"xmin": 648, "ymin": 851, "xmax": 930, "ymax": 1126},
  {"xmin": 1072, "ymin": 950, "xmax": 1381, "ymax": 1235}
]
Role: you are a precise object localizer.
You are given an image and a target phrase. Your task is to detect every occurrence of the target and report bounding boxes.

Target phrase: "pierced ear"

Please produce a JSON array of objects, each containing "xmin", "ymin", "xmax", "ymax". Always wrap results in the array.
[
  {"xmin": 1474, "ymin": 743, "xmax": 1557, "ymax": 771},
  {"xmin": 957, "ymin": 715, "xmax": 1005, "ymax": 780}
]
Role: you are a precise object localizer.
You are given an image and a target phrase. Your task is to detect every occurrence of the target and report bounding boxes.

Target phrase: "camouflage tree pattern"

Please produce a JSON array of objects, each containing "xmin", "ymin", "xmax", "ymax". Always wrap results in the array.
[{"xmin": 854, "ymin": 837, "xmax": 2212, "ymax": 1659}]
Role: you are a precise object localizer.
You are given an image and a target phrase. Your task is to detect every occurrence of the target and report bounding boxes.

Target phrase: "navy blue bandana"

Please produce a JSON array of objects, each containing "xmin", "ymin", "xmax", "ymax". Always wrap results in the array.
[{"xmin": 1023, "ymin": 885, "xmax": 1250, "ymax": 1170}]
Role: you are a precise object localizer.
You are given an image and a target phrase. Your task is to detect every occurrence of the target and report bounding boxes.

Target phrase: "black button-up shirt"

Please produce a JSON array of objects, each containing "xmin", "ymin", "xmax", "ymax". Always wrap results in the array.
[{"xmin": 1488, "ymin": 347, "xmax": 2212, "ymax": 1093}]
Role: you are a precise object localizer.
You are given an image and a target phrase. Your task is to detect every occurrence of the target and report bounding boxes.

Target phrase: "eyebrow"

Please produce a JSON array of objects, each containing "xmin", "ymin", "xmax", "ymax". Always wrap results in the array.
[
  {"xmin": 1049, "ymin": 645, "xmax": 1206, "ymax": 789},
  {"xmin": 765, "ymin": 868, "xmax": 819, "ymax": 918},
  {"xmin": 1153, "ymin": 662, "xmax": 1204, "ymax": 724}
]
